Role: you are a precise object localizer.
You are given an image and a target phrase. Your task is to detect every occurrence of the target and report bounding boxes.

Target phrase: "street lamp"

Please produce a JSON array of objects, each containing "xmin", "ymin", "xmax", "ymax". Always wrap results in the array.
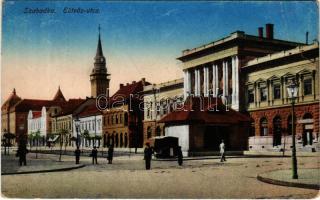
[
  {"xmin": 74, "ymin": 117, "xmax": 81, "ymax": 148},
  {"xmin": 286, "ymin": 80, "xmax": 299, "ymax": 179}
]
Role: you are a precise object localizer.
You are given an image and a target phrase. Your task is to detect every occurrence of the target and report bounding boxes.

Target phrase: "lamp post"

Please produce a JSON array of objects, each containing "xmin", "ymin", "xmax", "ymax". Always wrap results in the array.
[
  {"xmin": 74, "ymin": 117, "xmax": 80, "ymax": 149},
  {"xmin": 286, "ymin": 80, "xmax": 299, "ymax": 179}
]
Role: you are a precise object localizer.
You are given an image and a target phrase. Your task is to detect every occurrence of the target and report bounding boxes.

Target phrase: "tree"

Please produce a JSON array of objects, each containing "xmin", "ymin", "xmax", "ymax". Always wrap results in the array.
[
  {"xmin": 32, "ymin": 130, "xmax": 41, "ymax": 159},
  {"xmin": 2, "ymin": 132, "xmax": 15, "ymax": 155},
  {"xmin": 58, "ymin": 129, "xmax": 69, "ymax": 161},
  {"xmin": 80, "ymin": 130, "xmax": 89, "ymax": 152}
]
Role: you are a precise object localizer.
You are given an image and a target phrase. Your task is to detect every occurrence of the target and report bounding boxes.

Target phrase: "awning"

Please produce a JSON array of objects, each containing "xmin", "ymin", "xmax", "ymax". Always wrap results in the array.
[{"xmin": 48, "ymin": 135, "xmax": 60, "ymax": 142}]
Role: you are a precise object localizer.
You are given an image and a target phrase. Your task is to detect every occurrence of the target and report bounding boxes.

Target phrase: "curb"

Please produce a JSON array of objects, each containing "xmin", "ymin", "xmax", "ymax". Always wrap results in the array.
[
  {"xmin": 257, "ymin": 173, "xmax": 319, "ymax": 190},
  {"xmin": 1, "ymin": 164, "xmax": 86, "ymax": 176}
]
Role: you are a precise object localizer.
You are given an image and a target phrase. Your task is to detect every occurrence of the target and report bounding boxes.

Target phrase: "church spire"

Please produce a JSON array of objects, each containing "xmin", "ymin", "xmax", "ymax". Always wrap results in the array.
[{"xmin": 95, "ymin": 24, "xmax": 104, "ymax": 58}]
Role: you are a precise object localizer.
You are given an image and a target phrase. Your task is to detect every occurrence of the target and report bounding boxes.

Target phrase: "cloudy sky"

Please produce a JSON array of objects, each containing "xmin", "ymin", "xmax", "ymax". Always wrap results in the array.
[{"xmin": 1, "ymin": 1, "xmax": 318, "ymax": 102}]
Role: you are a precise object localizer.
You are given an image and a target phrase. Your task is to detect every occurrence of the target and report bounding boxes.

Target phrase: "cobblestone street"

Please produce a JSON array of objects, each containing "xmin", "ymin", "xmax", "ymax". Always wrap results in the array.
[{"xmin": 2, "ymin": 152, "xmax": 319, "ymax": 198}]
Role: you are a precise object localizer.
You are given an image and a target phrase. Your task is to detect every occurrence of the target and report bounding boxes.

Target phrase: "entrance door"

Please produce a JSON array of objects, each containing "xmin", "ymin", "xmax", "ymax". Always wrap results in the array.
[
  {"xmin": 273, "ymin": 116, "xmax": 282, "ymax": 146},
  {"xmin": 203, "ymin": 126, "xmax": 229, "ymax": 151},
  {"xmin": 303, "ymin": 129, "xmax": 313, "ymax": 146}
]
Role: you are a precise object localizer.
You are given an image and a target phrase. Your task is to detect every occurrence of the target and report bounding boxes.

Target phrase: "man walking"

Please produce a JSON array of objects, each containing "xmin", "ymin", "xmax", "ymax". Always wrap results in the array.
[
  {"xmin": 107, "ymin": 145, "xmax": 114, "ymax": 164},
  {"xmin": 177, "ymin": 146, "xmax": 183, "ymax": 166},
  {"xmin": 75, "ymin": 147, "xmax": 81, "ymax": 164},
  {"xmin": 144, "ymin": 143, "xmax": 153, "ymax": 170},
  {"xmin": 92, "ymin": 146, "xmax": 98, "ymax": 164},
  {"xmin": 17, "ymin": 142, "xmax": 28, "ymax": 166},
  {"xmin": 220, "ymin": 140, "xmax": 226, "ymax": 162}
]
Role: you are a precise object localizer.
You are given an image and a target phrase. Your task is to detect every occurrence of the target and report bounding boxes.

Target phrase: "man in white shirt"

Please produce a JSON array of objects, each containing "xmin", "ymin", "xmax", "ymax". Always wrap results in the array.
[{"xmin": 220, "ymin": 140, "xmax": 226, "ymax": 162}]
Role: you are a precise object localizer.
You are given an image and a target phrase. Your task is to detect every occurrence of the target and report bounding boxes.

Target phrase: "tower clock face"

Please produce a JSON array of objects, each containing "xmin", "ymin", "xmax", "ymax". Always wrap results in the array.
[{"xmin": 100, "ymin": 58, "xmax": 104, "ymax": 62}]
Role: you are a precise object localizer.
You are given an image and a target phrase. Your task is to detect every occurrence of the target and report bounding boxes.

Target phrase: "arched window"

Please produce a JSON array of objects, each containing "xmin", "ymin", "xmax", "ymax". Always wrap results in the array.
[
  {"xmin": 302, "ymin": 113, "xmax": 313, "ymax": 146},
  {"xmin": 303, "ymin": 113, "xmax": 313, "ymax": 119},
  {"xmin": 260, "ymin": 117, "xmax": 268, "ymax": 136},
  {"xmin": 120, "ymin": 133, "xmax": 123, "ymax": 147},
  {"xmin": 124, "ymin": 112, "xmax": 128, "ymax": 126},
  {"xmin": 249, "ymin": 119, "xmax": 255, "ymax": 137},
  {"xmin": 287, "ymin": 115, "xmax": 296, "ymax": 135},
  {"xmin": 116, "ymin": 115, "xmax": 119, "ymax": 124},
  {"xmin": 147, "ymin": 127, "xmax": 152, "ymax": 139},
  {"xmin": 124, "ymin": 133, "xmax": 128, "ymax": 147},
  {"xmin": 156, "ymin": 126, "xmax": 161, "ymax": 137},
  {"xmin": 273, "ymin": 116, "xmax": 282, "ymax": 146}
]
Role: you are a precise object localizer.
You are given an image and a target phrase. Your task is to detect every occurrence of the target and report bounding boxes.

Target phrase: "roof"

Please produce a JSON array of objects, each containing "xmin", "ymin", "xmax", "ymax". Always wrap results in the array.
[
  {"xmin": 177, "ymin": 31, "xmax": 302, "ymax": 61},
  {"xmin": 109, "ymin": 79, "xmax": 151, "ymax": 106},
  {"xmin": 143, "ymin": 78, "xmax": 184, "ymax": 93},
  {"xmin": 1, "ymin": 88, "xmax": 22, "ymax": 110},
  {"xmin": 159, "ymin": 96, "xmax": 251, "ymax": 125},
  {"xmin": 32, "ymin": 111, "xmax": 42, "ymax": 119},
  {"xmin": 52, "ymin": 86, "xmax": 66, "ymax": 102},
  {"xmin": 11, "ymin": 99, "xmax": 64, "ymax": 112},
  {"xmin": 77, "ymin": 100, "xmax": 102, "ymax": 118},
  {"xmin": 54, "ymin": 98, "xmax": 86, "ymax": 117},
  {"xmin": 243, "ymin": 42, "xmax": 319, "ymax": 69}
]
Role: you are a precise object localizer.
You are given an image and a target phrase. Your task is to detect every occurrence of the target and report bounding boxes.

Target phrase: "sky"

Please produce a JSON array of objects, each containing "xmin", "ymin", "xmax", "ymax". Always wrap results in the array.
[{"xmin": 1, "ymin": 1, "xmax": 318, "ymax": 102}]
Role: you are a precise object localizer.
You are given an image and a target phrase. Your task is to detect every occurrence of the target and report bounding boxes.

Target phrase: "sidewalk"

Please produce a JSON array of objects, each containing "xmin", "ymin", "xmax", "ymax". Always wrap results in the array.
[
  {"xmin": 1, "ymin": 152, "xmax": 85, "ymax": 175},
  {"xmin": 257, "ymin": 168, "xmax": 320, "ymax": 190}
]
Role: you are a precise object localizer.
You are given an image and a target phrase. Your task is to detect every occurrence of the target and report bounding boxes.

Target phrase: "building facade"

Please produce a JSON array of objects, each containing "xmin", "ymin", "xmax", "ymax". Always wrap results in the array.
[
  {"xmin": 160, "ymin": 24, "xmax": 306, "ymax": 155},
  {"xmin": 103, "ymin": 78, "xmax": 150, "ymax": 149},
  {"xmin": 244, "ymin": 42, "xmax": 319, "ymax": 152},
  {"xmin": 142, "ymin": 78, "xmax": 184, "ymax": 143}
]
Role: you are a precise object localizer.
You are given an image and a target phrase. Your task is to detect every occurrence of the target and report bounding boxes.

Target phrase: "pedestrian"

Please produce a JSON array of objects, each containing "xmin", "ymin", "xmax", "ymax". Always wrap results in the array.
[
  {"xmin": 220, "ymin": 140, "xmax": 226, "ymax": 162},
  {"xmin": 107, "ymin": 145, "xmax": 114, "ymax": 164},
  {"xmin": 92, "ymin": 146, "xmax": 98, "ymax": 164},
  {"xmin": 144, "ymin": 143, "xmax": 153, "ymax": 170},
  {"xmin": 16, "ymin": 142, "xmax": 28, "ymax": 166},
  {"xmin": 75, "ymin": 147, "xmax": 81, "ymax": 164},
  {"xmin": 177, "ymin": 146, "xmax": 183, "ymax": 166}
]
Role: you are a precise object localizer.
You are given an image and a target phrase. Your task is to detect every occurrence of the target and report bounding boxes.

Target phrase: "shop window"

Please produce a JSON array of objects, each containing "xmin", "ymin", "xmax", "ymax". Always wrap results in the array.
[
  {"xmin": 304, "ymin": 79, "xmax": 312, "ymax": 95},
  {"xmin": 273, "ymin": 85, "xmax": 281, "ymax": 99}
]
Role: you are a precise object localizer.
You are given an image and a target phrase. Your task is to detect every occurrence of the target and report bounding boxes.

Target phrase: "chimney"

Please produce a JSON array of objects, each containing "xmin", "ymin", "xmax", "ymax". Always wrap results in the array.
[
  {"xmin": 265, "ymin": 23, "xmax": 274, "ymax": 39},
  {"xmin": 126, "ymin": 83, "xmax": 129, "ymax": 86},
  {"xmin": 258, "ymin": 27, "xmax": 263, "ymax": 38},
  {"xmin": 120, "ymin": 83, "xmax": 124, "ymax": 88},
  {"xmin": 132, "ymin": 81, "xmax": 136, "ymax": 84}
]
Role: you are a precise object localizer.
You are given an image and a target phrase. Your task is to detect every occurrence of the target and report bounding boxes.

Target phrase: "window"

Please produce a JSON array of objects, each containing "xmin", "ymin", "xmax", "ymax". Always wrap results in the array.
[
  {"xmin": 304, "ymin": 79, "xmax": 312, "ymax": 95},
  {"xmin": 260, "ymin": 87, "xmax": 267, "ymax": 101},
  {"xmin": 260, "ymin": 118, "xmax": 268, "ymax": 136},
  {"xmin": 273, "ymin": 85, "xmax": 281, "ymax": 99},
  {"xmin": 147, "ymin": 127, "xmax": 152, "ymax": 139},
  {"xmin": 248, "ymin": 90, "xmax": 254, "ymax": 103}
]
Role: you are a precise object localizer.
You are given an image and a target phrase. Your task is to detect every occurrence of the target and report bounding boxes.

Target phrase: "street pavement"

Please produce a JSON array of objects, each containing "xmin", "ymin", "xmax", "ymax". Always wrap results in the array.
[{"xmin": 1, "ymin": 151, "xmax": 319, "ymax": 198}]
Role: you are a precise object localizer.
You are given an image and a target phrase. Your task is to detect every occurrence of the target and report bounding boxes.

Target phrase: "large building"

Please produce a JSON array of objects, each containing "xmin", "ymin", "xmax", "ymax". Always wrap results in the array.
[
  {"xmin": 2, "ymin": 87, "xmax": 67, "ymax": 144},
  {"xmin": 159, "ymin": 24, "xmax": 314, "ymax": 155},
  {"xmin": 142, "ymin": 78, "xmax": 184, "ymax": 142},
  {"xmin": 102, "ymin": 78, "xmax": 150, "ymax": 149},
  {"xmin": 244, "ymin": 42, "xmax": 319, "ymax": 152},
  {"xmin": 179, "ymin": 24, "xmax": 301, "ymax": 111}
]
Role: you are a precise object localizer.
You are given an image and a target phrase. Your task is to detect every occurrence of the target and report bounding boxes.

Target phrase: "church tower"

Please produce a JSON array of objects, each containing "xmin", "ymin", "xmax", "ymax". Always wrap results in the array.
[{"xmin": 90, "ymin": 26, "xmax": 110, "ymax": 98}]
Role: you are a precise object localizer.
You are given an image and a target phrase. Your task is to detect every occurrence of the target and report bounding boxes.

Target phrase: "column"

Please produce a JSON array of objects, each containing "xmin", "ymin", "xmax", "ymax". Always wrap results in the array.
[
  {"xmin": 187, "ymin": 70, "xmax": 191, "ymax": 96},
  {"xmin": 231, "ymin": 57, "xmax": 235, "ymax": 104},
  {"xmin": 206, "ymin": 67, "xmax": 209, "ymax": 97},
  {"xmin": 194, "ymin": 69, "xmax": 198, "ymax": 96},
  {"xmin": 211, "ymin": 64, "xmax": 215, "ymax": 97},
  {"xmin": 215, "ymin": 65, "xmax": 218, "ymax": 97},
  {"xmin": 235, "ymin": 56, "xmax": 239, "ymax": 106},
  {"xmin": 225, "ymin": 61, "xmax": 229, "ymax": 98},
  {"xmin": 203, "ymin": 67, "xmax": 207, "ymax": 97},
  {"xmin": 197, "ymin": 69, "xmax": 201, "ymax": 96},
  {"xmin": 222, "ymin": 61, "xmax": 226, "ymax": 97},
  {"xmin": 183, "ymin": 70, "xmax": 187, "ymax": 100}
]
